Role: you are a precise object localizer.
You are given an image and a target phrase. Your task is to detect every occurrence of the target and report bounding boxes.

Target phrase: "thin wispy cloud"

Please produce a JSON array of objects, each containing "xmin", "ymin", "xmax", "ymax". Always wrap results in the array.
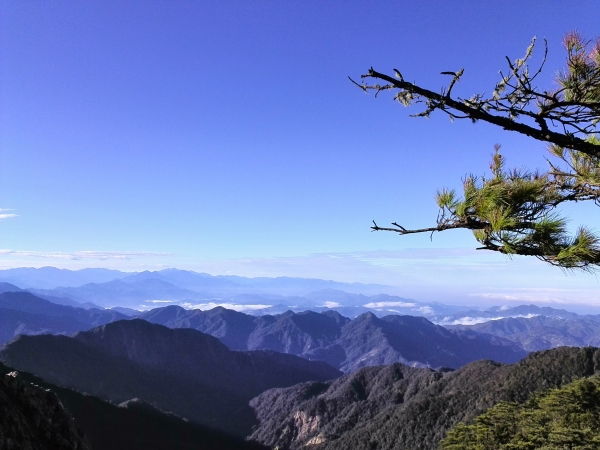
[
  {"xmin": 439, "ymin": 314, "xmax": 540, "ymax": 326},
  {"xmin": 470, "ymin": 288, "xmax": 600, "ymax": 306},
  {"xmin": 0, "ymin": 250, "xmax": 170, "ymax": 260},
  {"xmin": 181, "ymin": 302, "xmax": 272, "ymax": 312},
  {"xmin": 363, "ymin": 301, "xmax": 418, "ymax": 308},
  {"xmin": 0, "ymin": 209, "xmax": 17, "ymax": 220},
  {"xmin": 319, "ymin": 301, "xmax": 341, "ymax": 308}
]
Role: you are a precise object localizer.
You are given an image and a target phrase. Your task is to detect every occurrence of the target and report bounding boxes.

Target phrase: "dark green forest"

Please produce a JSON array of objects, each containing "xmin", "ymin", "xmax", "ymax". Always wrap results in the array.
[{"xmin": 441, "ymin": 376, "xmax": 600, "ymax": 449}]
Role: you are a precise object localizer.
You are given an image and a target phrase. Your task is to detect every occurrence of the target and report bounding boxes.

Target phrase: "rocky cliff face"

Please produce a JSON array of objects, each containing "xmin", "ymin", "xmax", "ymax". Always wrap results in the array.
[{"xmin": 0, "ymin": 371, "xmax": 91, "ymax": 450}]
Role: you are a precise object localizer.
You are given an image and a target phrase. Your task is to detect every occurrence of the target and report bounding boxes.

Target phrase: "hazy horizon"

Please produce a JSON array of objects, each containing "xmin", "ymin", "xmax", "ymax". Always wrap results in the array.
[{"xmin": 0, "ymin": 262, "xmax": 599, "ymax": 314}]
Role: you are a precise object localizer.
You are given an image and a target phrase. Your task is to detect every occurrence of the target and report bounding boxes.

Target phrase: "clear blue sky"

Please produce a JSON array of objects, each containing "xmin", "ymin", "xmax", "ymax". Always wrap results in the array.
[{"xmin": 1, "ymin": 1, "xmax": 599, "ymax": 306}]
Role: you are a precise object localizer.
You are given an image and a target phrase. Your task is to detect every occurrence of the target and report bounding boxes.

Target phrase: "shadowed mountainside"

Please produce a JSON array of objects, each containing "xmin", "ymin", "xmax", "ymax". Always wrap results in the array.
[
  {"xmin": 0, "ymin": 362, "xmax": 268, "ymax": 450},
  {"xmin": 0, "ymin": 319, "xmax": 341, "ymax": 436},
  {"xmin": 0, "ymin": 369, "xmax": 92, "ymax": 450}
]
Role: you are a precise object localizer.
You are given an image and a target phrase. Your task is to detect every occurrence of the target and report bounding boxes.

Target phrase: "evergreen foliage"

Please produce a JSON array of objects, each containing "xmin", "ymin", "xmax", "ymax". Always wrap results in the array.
[
  {"xmin": 440, "ymin": 376, "xmax": 600, "ymax": 449},
  {"xmin": 356, "ymin": 32, "xmax": 600, "ymax": 270}
]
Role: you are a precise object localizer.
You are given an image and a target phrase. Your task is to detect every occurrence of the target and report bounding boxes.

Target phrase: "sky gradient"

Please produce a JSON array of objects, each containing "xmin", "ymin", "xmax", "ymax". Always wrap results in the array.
[{"xmin": 1, "ymin": 1, "xmax": 600, "ymax": 308}]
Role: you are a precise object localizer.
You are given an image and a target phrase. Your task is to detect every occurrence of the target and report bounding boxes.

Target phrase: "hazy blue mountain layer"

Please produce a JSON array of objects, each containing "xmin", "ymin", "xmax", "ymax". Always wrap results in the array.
[
  {"xmin": 437, "ymin": 304, "xmax": 586, "ymax": 325},
  {"xmin": 0, "ymin": 291, "xmax": 128, "ymax": 344},
  {"xmin": 0, "ymin": 267, "xmax": 391, "ymax": 297},
  {"xmin": 0, "ymin": 267, "xmax": 129, "ymax": 289},
  {"xmin": 449, "ymin": 315, "xmax": 600, "ymax": 351}
]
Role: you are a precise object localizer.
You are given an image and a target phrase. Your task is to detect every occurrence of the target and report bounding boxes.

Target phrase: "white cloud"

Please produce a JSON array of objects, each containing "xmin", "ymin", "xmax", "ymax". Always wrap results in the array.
[
  {"xmin": 416, "ymin": 306, "xmax": 435, "ymax": 315},
  {"xmin": 438, "ymin": 313, "xmax": 540, "ymax": 326},
  {"xmin": 0, "ymin": 250, "xmax": 169, "ymax": 260},
  {"xmin": 470, "ymin": 288, "xmax": 600, "ymax": 306},
  {"xmin": 181, "ymin": 302, "xmax": 272, "ymax": 312},
  {"xmin": 319, "ymin": 301, "xmax": 341, "ymax": 308},
  {"xmin": 364, "ymin": 301, "xmax": 418, "ymax": 308},
  {"xmin": 0, "ymin": 209, "xmax": 17, "ymax": 220}
]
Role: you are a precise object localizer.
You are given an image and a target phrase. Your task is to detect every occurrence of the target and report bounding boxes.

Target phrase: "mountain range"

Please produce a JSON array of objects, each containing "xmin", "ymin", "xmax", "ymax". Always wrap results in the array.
[
  {"xmin": 140, "ymin": 305, "xmax": 526, "ymax": 371},
  {"xmin": 0, "ymin": 267, "xmax": 392, "ymax": 300},
  {"xmin": 449, "ymin": 314, "xmax": 600, "ymax": 351},
  {"xmin": 3, "ymin": 266, "xmax": 600, "ymax": 448},
  {"xmin": 0, "ymin": 319, "xmax": 340, "ymax": 436},
  {"xmin": 4, "ymin": 285, "xmax": 600, "ymax": 371},
  {"xmin": 6, "ymin": 267, "xmax": 596, "ymax": 325},
  {"xmin": 0, "ymin": 291, "xmax": 127, "ymax": 345}
]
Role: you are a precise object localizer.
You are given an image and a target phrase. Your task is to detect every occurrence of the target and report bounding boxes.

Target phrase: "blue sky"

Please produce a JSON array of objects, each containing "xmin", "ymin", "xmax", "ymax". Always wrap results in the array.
[{"xmin": 1, "ymin": 1, "xmax": 600, "ymax": 307}]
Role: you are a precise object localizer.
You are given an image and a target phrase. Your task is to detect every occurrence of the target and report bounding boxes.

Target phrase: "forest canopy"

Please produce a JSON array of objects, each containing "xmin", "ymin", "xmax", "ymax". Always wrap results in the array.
[{"xmin": 440, "ymin": 376, "xmax": 600, "ymax": 449}]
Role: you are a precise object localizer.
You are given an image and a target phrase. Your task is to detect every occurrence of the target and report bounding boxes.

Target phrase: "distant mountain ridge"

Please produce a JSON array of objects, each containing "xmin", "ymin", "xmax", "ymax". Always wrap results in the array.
[
  {"xmin": 0, "ymin": 267, "xmax": 129, "ymax": 289},
  {"xmin": 436, "ymin": 303, "xmax": 591, "ymax": 325},
  {"xmin": 7, "ymin": 267, "xmax": 597, "ymax": 323},
  {"xmin": 0, "ymin": 267, "xmax": 391, "ymax": 296},
  {"xmin": 449, "ymin": 315, "xmax": 600, "ymax": 351},
  {"xmin": 0, "ymin": 291, "xmax": 127, "ymax": 344},
  {"xmin": 53, "ymin": 278, "xmax": 209, "ymax": 308},
  {"xmin": 141, "ymin": 305, "xmax": 527, "ymax": 371}
]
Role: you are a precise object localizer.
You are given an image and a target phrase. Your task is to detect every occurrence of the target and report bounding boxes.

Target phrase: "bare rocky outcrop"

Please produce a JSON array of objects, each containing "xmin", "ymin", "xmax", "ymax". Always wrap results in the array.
[{"xmin": 0, "ymin": 371, "xmax": 91, "ymax": 450}]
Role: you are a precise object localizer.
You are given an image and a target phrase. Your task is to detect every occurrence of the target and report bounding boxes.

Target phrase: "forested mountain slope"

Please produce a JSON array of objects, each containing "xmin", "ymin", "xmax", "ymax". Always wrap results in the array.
[
  {"xmin": 0, "ymin": 362, "xmax": 267, "ymax": 450},
  {"xmin": 0, "ymin": 369, "xmax": 92, "ymax": 450},
  {"xmin": 249, "ymin": 347, "xmax": 600, "ymax": 450},
  {"xmin": 440, "ymin": 375, "xmax": 600, "ymax": 449}
]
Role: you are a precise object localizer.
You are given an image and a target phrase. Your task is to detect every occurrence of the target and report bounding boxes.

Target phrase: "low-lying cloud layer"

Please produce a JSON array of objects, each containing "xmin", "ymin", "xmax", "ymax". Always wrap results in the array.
[
  {"xmin": 181, "ymin": 302, "xmax": 273, "ymax": 312},
  {"xmin": 439, "ymin": 313, "xmax": 540, "ymax": 326}
]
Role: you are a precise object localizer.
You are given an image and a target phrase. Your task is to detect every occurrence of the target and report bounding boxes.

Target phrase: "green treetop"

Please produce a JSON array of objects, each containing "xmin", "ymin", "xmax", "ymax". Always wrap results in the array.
[{"xmin": 440, "ymin": 376, "xmax": 600, "ymax": 449}]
